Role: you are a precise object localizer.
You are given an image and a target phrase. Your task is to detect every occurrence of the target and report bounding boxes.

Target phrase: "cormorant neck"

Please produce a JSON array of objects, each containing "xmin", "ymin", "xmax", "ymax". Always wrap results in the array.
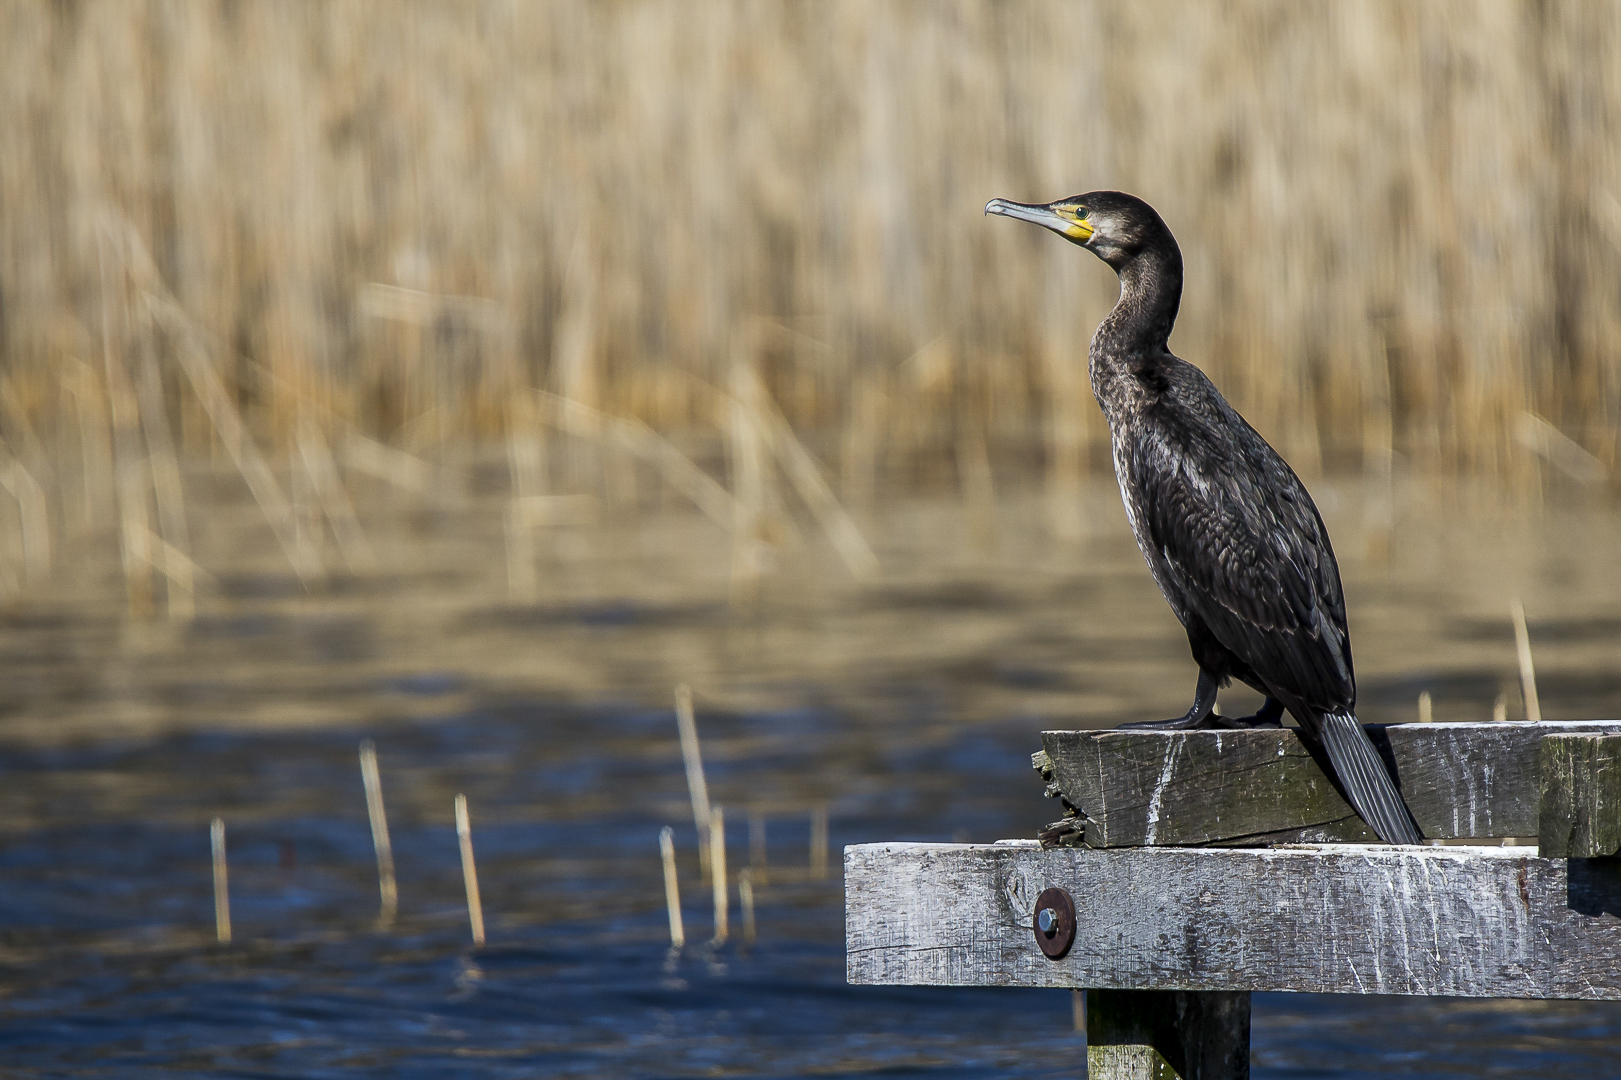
[{"xmin": 1093, "ymin": 240, "xmax": 1182, "ymax": 362}]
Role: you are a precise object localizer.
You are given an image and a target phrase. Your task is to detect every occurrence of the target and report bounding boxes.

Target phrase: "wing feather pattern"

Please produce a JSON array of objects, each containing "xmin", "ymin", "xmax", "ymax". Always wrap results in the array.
[
  {"xmin": 1123, "ymin": 383, "xmax": 1422, "ymax": 844},
  {"xmin": 1129, "ymin": 406, "xmax": 1353, "ymax": 712}
]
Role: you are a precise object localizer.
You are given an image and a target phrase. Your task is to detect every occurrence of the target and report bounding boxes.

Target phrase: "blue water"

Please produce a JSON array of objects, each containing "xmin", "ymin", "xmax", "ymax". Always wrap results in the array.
[{"xmin": 4, "ymin": 708, "xmax": 1621, "ymax": 1078}]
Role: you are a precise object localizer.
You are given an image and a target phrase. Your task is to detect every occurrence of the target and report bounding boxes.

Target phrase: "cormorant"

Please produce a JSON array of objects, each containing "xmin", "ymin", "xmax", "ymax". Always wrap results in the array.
[{"xmin": 986, "ymin": 190, "xmax": 1422, "ymax": 846}]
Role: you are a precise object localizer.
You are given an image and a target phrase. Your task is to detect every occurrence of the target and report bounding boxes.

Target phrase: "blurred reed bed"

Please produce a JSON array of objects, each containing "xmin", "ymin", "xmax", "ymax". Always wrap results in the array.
[{"xmin": 0, "ymin": 1, "xmax": 1617, "ymax": 608}]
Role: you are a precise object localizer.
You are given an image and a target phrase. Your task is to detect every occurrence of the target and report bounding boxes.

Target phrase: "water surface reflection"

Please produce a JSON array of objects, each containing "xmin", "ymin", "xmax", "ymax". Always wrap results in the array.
[{"xmin": 3, "ymin": 484, "xmax": 1620, "ymax": 1076}]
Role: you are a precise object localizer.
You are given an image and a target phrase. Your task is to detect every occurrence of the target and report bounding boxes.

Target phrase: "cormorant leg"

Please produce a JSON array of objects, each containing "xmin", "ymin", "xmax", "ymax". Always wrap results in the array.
[
  {"xmin": 1209, "ymin": 696, "xmax": 1285, "ymax": 729},
  {"xmin": 1118, "ymin": 670, "xmax": 1221, "ymax": 730}
]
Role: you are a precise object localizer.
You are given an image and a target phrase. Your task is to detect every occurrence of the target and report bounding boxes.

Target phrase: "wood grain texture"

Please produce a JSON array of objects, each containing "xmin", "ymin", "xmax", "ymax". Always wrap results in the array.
[
  {"xmin": 845, "ymin": 841, "xmax": 1621, "ymax": 999},
  {"xmin": 1540, "ymin": 734, "xmax": 1621, "ymax": 858},
  {"xmin": 1039, "ymin": 721, "xmax": 1621, "ymax": 848}
]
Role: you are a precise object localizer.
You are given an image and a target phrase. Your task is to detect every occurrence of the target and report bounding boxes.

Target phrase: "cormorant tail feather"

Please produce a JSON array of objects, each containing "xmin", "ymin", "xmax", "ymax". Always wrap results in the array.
[{"xmin": 1318, "ymin": 710, "xmax": 1423, "ymax": 845}]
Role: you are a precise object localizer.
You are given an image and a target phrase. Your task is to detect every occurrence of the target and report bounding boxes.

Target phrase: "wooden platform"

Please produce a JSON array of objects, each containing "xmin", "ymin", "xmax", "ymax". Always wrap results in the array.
[
  {"xmin": 847, "ymin": 722, "xmax": 1621, "ymax": 1077},
  {"xmin": 1035, "ymin": 720, "xmax": 1621, "ymax": 852},
  {"xmin": 846, "ymin": 840, "xmax": 1621, "ymax": 1000}
]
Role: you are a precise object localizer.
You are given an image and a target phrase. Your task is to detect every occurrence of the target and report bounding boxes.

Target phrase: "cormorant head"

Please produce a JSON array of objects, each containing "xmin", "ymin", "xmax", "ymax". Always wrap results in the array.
[{"xmin": 984, "ymin": 190, "xmax": 1173, "ymax": 271}]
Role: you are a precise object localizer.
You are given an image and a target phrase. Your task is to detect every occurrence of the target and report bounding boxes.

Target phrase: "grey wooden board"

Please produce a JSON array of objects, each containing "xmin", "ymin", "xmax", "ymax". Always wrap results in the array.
[
  {"xmin": 845, "ymin": 841, "xmax": 1621, "ymax": 999},
  {"xmin": 1540, "ymin": 734, "xmax": 1621, "ymax": 858},
  {"xmin": 1040, "ymin": 721, "xmax": 1621, "ymax": 848}
]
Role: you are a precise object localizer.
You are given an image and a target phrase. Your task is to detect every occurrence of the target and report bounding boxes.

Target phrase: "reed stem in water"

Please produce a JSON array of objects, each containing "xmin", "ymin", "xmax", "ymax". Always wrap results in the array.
[
  {"xmin": 210, "ymin": 817, "xmax": 231, "ymax": 944},
  {"xmin": 659, "ymin": 826, "xmax": 684, "ymax": 950},
  {"xmin": 455, "ymin": 793, "xmax": 485, "ymax": 948},
  {"xmin": 359, "ymin": 740, "xmax": 398, "ymax": 928},
  {"xmin": 710, "ymin": 805, "xmax": 728, "ymax": 946}
]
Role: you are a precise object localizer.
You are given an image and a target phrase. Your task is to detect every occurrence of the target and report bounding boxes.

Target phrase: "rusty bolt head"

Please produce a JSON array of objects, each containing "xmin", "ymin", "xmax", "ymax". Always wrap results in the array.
[{"xmin": 1032, "ymin": 886, "xmax": 1075, "ymax": 959}]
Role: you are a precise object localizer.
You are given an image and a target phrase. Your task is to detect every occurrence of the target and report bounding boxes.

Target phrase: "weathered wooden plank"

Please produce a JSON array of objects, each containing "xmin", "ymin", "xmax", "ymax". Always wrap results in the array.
[
  {"xmin": 845, "ymin": 841, "xmax": 1621, "ymax": 999},
  {"xmin": 1540, "ymin": 734, "xmax": 1621, "ymax": 858},
  {"xmin": 1039, "ymin": 721, "xmax": 1621, "ymax": 848},
  {"xmin": 1087, "ymin": 989, "xmax": 1249, "ymax": 1080}
]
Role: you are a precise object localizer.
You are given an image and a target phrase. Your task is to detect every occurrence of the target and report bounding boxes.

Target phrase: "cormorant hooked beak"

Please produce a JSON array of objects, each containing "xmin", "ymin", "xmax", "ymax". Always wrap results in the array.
[{"xmin": 985, "ymin": 198, "xmax": 1094, "ymax": 244}]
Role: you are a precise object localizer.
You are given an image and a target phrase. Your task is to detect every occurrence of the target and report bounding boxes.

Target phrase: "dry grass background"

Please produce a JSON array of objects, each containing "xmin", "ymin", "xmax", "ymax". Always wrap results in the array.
[{"xmin": 0, "ymin": 1, "xmax": 1618, "ymax": 606}]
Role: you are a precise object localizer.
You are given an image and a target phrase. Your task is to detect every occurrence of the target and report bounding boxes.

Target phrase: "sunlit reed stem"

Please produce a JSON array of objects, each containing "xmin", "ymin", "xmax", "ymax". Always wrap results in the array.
[
  {"xmin": 1493, "ymin": 693, "xmax": 1509, "ymax": 724},
  {"xmin": 710, "ymin": 805, "xmax": 728, "ymax": 945},
  {"xmin": 135, "ymin": 347, "xmax": 191, "ymax": 617},
  {"xmin": 743, "ymin": 358, "xmax": 879, "ymax": 580},
  {"xmin": 1511, "ymin": 598, "xmax": 1541, "ymax": 722},
  {"xmin": 729, "ymin": 356, "xmax": 770, "ymax": 603},
  {"xmin": 359, "ymin": 740, "xmax": 398, "ymax": 928},
  {"xmin": 0, "ymin": 457, "xmax": 51, "ymax": 586},
  {"xmin": 810, "ymin": 806, "xmax": 828, "ymax": 880},
  {"xmin": 210, "ymin": 817, "xmax": 231, "ymax": 944},
  {"xmin": 98, "ymin": 231, "xmax": 153, "ymax": 618},
  {"xmin": 659, "ymin": 826, "xmax": 684, "ymax": 950},
  {"xmin": 748, "ymin": 809, "xmax": 768, "ymax": 885},
  {"xmin": 674, "ymin": 683, "xmax": 712, "ymax": 874},
  {"xmin": 1418, "ymin": 691, "xmax": 1433, "ymax": 723},
  {"xmin": 739, "ymin": 867, "xmax": 756, "ymax": 947},
  {"xmin": 297, "ymin": 414, "xmax": 376, "ymax": 573},
  {"xmin": 455, "ymin": 794, "xmax": 485, "ymax": 948},
  {"xmin": 504, "ymin": 500, "xmax": 536, "ymax": 600}
]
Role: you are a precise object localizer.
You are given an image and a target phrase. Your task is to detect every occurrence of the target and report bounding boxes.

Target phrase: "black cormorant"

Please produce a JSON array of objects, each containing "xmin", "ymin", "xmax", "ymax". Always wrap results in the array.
[{"xmin": 986, "ymin": 190, "xmax": 1422, "ymax": 846}]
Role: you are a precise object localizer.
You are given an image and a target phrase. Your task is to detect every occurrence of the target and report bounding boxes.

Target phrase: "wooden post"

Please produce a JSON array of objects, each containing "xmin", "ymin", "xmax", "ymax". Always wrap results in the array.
[
  {"xmin": 1539, "ymin": 733, "xmax": 1621, "ymax": 857},
  {"xmin": 849, "ymin": 723, "xmax": 1621, "ymax": 1077},
  {"xmin": 1086, "ymin": 989, "xmax": 1249, "ymax": 1080}
]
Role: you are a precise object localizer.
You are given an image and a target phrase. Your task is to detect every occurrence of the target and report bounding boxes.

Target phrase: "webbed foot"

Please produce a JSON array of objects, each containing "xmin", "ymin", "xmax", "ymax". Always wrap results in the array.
[
  {"xmin": 1117, "ymin": 670, "xmax": 1221, "ymax": 730},
  {"xmin": 1208, "ymin": 697, "xmax": 1286, "ymax": 729}
]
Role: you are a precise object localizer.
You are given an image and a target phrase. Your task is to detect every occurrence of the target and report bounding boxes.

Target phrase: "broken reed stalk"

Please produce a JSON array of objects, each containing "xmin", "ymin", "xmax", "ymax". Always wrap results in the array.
[
  {"xmin": 297, "ymin": 414, "xmax": 377, "ymax": 573},
  {"xmin": 659, "ymin": 826, "xmax": 685, "ymax": 950},
  {"xmin": 0, "ymin": 455, "xmax": 50, "ymax": 585},
  {"xmin": 64, "ymin": 360, "xmax": 113, "ymax": 533},
  {"xmin": 542, "ymin": 391, "xmax": 736, "ymax": 528},
  {"xmin": 504, "ymin": 499, "xmax": 537, "ymax": 600},
  {"xmin": 343, "ymin": 430, "xmax": 437, "ymax": 495},
  {"xmin": 748, "ymin": 809, "xmax": 768, "ymax": 885},
  {"xmin": 210, "ymin": 816, "xmax": 231, "ymax": 944},
  {"xmin": 956, "ymin": 403, "xmax": 998, "ymax": 555},
  {"xmin": 728, "ymin": 358, "xmax": 772, "ymax": 601},
  {"xmin": 674, "ymin": 683, "xmax": 712, "ymax": 874},
  {"xmin": 98, "ymin": 231, "xmax": 154, "ymax": 617},
  {"xmin": 710, "ymin": 805, "xmax": 728, "ymax": 945},
  {"xmin": 455, "ymin": 793, "xmax": 486, "ymax": 948},
  {"xmin": 1512, "ymin": 598, "xmax": 1542, "ymax": 722},
  {"xmin": 739, "ymin": 867, "xmax": 756, "ymax": 947},
  {"xmin": 742, "ymin": 362, "xmax": 881, "ymax": 580},
  {"xmin": 359, "ymin": 740, "xmax": 398, "ymax": 928},
  {"xmin": 135, "ymin": 345, "xmax": 194, "ymax": 617},
  {"xmin": 810, "ymin": 806, "xmax": 828, "ymax": 880},
  {"xmin": 1419, "ymin": 691, "xmax": 1434, "ymax": 723},
  {"xmin": 146, "ymin": 290, "xmax": 324, "ymax": 585}
]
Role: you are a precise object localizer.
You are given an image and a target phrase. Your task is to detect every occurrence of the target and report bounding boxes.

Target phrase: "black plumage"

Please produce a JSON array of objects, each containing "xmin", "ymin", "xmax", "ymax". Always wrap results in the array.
[{"xmin": 986, "ymin": 190, "xmax": 1422, "ymax": 846}]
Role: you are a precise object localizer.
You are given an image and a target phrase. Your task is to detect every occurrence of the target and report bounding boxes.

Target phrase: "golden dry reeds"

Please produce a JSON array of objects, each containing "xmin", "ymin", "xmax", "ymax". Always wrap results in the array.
[{"xmin": 0, "ymin": 1, "xmax": 1616, "ymax": 597}]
